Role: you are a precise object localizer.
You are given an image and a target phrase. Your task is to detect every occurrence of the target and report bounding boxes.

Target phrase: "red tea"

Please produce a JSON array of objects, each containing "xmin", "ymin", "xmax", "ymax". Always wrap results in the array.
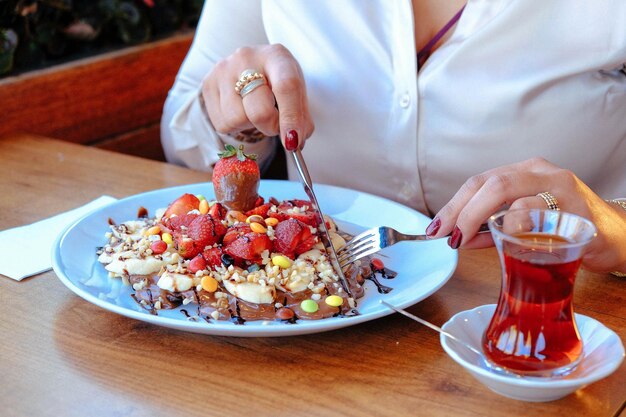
[{"xmin": 483, "ymin": 233, "xmax": 583, "ymax": 375}]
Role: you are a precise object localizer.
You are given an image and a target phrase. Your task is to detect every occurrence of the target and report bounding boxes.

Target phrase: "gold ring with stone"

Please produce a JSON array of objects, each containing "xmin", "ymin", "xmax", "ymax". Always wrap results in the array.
[
  {"xmin": 234, "ymin": 69, "xmax": 267, "ymax": 96},
  {"xmin": 536, "ymin": 191, "xmax": 560, "ymax": 211}
]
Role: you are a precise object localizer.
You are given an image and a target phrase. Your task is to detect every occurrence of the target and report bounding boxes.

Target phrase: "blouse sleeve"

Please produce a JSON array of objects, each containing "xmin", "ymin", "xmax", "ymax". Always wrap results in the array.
[{"xmin": 160, "ymin": 0, "xmax": 277, "ymax": 173}]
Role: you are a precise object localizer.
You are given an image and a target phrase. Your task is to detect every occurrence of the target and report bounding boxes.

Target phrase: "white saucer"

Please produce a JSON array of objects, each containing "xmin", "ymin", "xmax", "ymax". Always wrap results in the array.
[{"xmin": 440, "ymin": 304, "xmax": 625, "ymax": 402}]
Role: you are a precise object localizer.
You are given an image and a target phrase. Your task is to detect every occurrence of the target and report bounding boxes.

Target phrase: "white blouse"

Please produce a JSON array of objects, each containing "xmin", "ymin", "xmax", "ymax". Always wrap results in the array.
[{"xmin": 161, "ymin": 0, "xmax": 626, "ymax": 215}]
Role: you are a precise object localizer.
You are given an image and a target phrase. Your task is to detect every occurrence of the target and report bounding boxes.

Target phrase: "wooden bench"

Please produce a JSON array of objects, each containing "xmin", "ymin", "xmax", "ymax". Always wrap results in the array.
[{"xmin": 0, "ymin": 32, "xmax": 193, "ymax": 161}]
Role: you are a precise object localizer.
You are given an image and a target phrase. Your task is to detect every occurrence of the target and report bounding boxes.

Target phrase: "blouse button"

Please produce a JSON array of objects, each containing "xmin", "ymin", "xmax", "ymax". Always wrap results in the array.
[{"xmin": 400, "ymin": 93, "xmax": 411, "ymax": 108}]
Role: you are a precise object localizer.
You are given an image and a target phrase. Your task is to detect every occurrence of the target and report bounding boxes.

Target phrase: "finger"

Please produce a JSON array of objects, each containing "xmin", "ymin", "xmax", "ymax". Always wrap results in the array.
[
  {"xmin": 263, "ymin": 45, "xmax": 313, "ymax": 151},
  {"xmin": 429, "ymin": 158, "xmax": 552, "ymax": 237},
  {"xmin": 457, "ymin": 193, "xmax": 550, "ymax": 250},
  {"xmin": 202, "ymin": 78, "xmax": 229, "ymax": 133},
  {"xmin": 501, "ymin": 197, "xmax": 547, "ymax": 234},
  {"xmin": 509, "ymin": 196, "xmax": 549, "ymax": 211},
  {"xmin": 241, "ymin": 83, "xmax": 279, "ymax": 136},
  {"xmin": 218, "ymin": 74, "xmax": 254, "ymax": 134},
  {"xmin": 451, "ymin": 170, "xmax": 551, "ymax": 248}
]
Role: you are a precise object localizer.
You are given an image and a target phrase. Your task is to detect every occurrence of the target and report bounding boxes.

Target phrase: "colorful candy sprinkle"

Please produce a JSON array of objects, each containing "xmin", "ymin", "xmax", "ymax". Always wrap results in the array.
[
  {"xmin": 371, "ymin": 258, "xmax": 385, "ymax": 271},
  {"xmin": 272, "ymin": 255, "xmax": 292, "ymax": 269},
  {"xmin": 188, "ymin": 256, "xmax": 207, "ymax": 273},
  {"xmin": 325, "ymin": 295, "xmax": 343, "ymax": 307},
  {"xmin": 150, "ymin": 240, "xmax": 167, "ymax": 255},
  {"xmin": 199, "ymin": 199, "xmax": 209, "ymax": 214},
  {"xmin": 161, "ymin": 232, "xmax": 173, "ymax": 245},
  {"xmin": 201, "ymin": 276, "xmax": 218, "ymax": 293},
  {"xmin": 300, "ymin": 299, "xmax": 319, "ymax": 313},
  {"xmin": 276, "ymin": 307, "xmax": 295, "ymax": 320},
  {"xmin": 146, "ymin": 225, "xmax": 161, "ymax": 235}
]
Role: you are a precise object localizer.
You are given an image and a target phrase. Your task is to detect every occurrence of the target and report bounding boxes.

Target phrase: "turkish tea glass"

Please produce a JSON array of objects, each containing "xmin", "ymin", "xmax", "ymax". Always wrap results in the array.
[{"xmin": 483, "ymin": 209, "xmax": 596, "ymax": 377}]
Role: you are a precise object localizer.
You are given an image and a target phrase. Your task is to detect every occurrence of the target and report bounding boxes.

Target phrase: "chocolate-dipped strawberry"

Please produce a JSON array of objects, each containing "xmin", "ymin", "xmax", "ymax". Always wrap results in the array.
[{"xmin": 212, "ymin": 144, "xmax": 260, "ymax": 212}]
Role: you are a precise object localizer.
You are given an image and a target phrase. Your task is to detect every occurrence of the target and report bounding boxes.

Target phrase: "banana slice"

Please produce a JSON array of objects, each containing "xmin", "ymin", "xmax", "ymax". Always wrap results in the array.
[
  {"xmin": 105, "ymin": 256, "xmax": 166, "ymax": 277},
  {"xmin": 223, "ymin": 280, "xmax": 276, "ymax": 304},
  {"xmin": 157, "ymin": 271, "xmax": 194, "ymax": 292}
]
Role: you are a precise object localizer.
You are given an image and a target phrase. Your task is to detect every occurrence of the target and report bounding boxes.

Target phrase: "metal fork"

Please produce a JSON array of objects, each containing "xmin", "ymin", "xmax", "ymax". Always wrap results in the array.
[{"xmin": 337, "ymin": 223, "xmax": 490, "ymax": 268}]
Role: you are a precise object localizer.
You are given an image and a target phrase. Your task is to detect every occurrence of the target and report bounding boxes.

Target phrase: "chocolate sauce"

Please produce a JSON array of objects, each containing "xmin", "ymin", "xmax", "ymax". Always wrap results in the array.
[
  {"xmin": 366, "ymin": 274, "xmax": 393, "ymax": 294},
  {"xmin": 380, "ymin": 267, "xmax": 398, "ymax": 279},
  {"xmin": 137, "ymin": 206, "xmax": 149, "ymax": 218}
]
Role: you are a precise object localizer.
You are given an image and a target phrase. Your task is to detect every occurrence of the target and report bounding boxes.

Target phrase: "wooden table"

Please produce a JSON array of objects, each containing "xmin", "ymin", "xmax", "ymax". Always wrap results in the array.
[{"xmin": 1, "ymin": 134, "xmax": 624, "ymax": 417}]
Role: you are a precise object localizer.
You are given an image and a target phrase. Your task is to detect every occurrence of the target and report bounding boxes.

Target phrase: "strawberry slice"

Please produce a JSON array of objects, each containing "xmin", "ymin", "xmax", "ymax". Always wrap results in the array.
[
  {"xmin": 245, "ymin": 203, "xmax": 273, "ymax": 218},
  {"xmin": 174, "ymin": 215, "xmax": 227, "ymax": 259},
  {"xmin": 163, "ymin": 194, "xmax": 200, "ymax": 218},
  {"xmin": 273, "ymin": 218, "xmax": 319, "ymax": 258},
  {"xmin": 189, "ymin": 215, "xmax": 227, "ymax": 243},
  {"xmin": 222, "ymin": 223, "xmax": 252, "ymax": 246},
  {"xmin": 208, "ymin": 202, "xmax": 227, "ymax": 221},
  {"xmin": 161, "ymin": 213, "xmax": 197, "ymax": 231},
  {"xmin": 224, "ymin": 231, "xmax": 272, "ymax": 264},
  {"xmin": 202, "ymin": 246, "xmax": 225, "ymax": 268},
  {"xmin": 177, "ymin": 237, "xmax": 199, "ymax": 259}
]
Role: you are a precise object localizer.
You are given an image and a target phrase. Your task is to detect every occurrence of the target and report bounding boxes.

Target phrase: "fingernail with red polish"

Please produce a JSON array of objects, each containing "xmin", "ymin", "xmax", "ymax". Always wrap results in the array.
[
  {"xmin": 448, "ymin": 225, "xmax": 462, "ymax": 249},
  {"xmin": 425, "ymin": 217, "xmax": 441, "ymax": 237},
  {"xmin": 285, "ymin": 130, "xmax": 299, "ymax": 151}
]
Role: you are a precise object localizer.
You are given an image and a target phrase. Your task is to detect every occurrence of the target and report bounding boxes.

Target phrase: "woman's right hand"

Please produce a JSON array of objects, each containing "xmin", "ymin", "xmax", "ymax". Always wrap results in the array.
[{"xmin": 201, "ymin": 44, "xmax": 314, "ymax": 150}]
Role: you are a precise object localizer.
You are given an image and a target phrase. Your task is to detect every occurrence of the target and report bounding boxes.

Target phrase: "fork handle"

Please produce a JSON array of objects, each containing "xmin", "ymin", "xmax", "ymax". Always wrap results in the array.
[
  {"xmin": 397, "ymin": 222, "xmax": 489, "ymax": 241},
  {"xmin": 442, "ymin": 222, "xmax": 490, "ymax": 237},
  {"xmin": 461, "ymin": 222, "xmax": 490, "ymax": 235}
]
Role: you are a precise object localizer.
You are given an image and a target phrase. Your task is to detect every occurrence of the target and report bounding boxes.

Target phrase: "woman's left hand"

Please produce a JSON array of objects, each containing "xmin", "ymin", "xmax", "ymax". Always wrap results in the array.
[{"xmin": 425, "ymin": 157, "xmax": 626, "ymax": 273}]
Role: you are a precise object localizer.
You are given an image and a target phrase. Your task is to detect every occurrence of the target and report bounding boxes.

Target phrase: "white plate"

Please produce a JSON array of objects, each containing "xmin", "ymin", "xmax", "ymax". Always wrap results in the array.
[
  {"xmin": 52, "ymin": 180, "xmax": 457, "ymax": 337},
  {"xmin": 440, "ymin": 304, "xmax": 625, "ymax": 402}
]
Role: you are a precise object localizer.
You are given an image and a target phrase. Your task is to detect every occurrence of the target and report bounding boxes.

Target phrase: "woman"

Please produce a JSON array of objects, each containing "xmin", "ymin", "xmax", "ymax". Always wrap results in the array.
[{"xmin": 161, "ymin": 0, "xmax": 626, "ymax": 274}]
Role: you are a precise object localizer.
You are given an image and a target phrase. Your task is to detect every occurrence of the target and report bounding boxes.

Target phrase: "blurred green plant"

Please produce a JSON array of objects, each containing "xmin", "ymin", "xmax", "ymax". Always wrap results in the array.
[{"xmin": 0, "ymin": 0, "xmax": 203, "ymax": 76}]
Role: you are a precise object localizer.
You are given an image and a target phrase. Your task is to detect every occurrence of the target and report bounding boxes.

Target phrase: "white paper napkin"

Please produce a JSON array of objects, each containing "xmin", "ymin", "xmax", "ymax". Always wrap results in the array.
[{"xmin": 0, "ymin": 196, "xmax": 117, "ymax": 281}]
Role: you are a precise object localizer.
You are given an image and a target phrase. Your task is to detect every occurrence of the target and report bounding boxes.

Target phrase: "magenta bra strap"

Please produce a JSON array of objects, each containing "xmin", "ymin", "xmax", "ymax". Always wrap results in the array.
[{"xmin": 417, "ymin": 5, "xmax": 466, "ymax": 68}]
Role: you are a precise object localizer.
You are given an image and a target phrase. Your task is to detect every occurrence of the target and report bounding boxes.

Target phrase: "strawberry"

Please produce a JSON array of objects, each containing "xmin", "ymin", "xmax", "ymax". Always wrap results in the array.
[
  {"xmin": 212, "ymin": 144, "xmax": 260, "ymax": 212},
  {"xmin": 202, "ymin": 246, "xmax": 225, "ymax": 268},
  {"xmin": 270, "ymin": 200, "xmax": 319, "ymax": 227},
  {"xmin": 245, "ymin": 203, "xmax": 273, "ymax": 218},
  {"xmin": 161, "ymin": 213, "xmax": 197, "ymax": 231},
  {"xmin": 208, "ymin": 202, "xmax": 227, "ymax": 221},
  {"xmin": 223, "ymin": 227, "xmax": 272, "ymax": 264},
  {"xmin": 222, "ymin": 223, "xmax": 252, "ymax": 246},
  {"xmin": 163, "ymin": 194, "xmax": 200, "ymax": 218},
  {"xmin": 174, "ymin": 215, "xmax": 226, "ymax": 259},
  {"xmin": 273, "ymin": 218, "xmax": 319, "ymax": 258},
  {"xmin": 177, "ymin": 237, "xmax": 198, "ymax": 259}
]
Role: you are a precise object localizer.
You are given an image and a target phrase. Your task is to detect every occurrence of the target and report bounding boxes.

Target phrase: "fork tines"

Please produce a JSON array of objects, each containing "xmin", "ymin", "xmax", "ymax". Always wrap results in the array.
[{"xmin": 337, "ymin": 227, "xmax": 382, "ymax": 268}]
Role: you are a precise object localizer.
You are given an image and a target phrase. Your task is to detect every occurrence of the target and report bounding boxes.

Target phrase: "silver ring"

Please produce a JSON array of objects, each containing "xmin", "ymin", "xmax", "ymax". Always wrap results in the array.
[
  {"xmin": 240, "ymin": 78, "xmax": 267, "ymax": 98},
  {"xmin": 536, "ymin": 191, "xmax": 560, "ymax": 211}
]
